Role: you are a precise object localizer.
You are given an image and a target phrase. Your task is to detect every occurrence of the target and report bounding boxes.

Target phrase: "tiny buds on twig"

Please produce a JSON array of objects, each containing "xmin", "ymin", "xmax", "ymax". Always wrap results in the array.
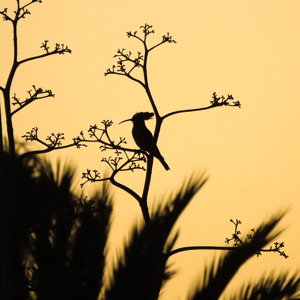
[
  {"xmin": 41, "ymin": 40, "xmax": 50, "ymax": 53},
  {"xmin": 40, "ymin": 41, "xmax": 71, "ymax": 55},
  {"xmin": 162, "ymin": 32, "xmax": 176, "ymax": 43},
  {"xmin": 210, "ymin": 92, "xmax": 241, "ymax": 108},
  {"xmin": 140, "ymin": 23, "xmax": 155, "ymax": 35},
  {"xmin": 80, "ymin": 169, "xmax": 101, "ymax": 188}
]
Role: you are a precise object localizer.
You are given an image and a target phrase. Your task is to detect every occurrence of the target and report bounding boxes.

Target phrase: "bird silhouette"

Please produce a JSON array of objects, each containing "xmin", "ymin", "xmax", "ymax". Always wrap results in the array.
[{"xmin": 119, "ymin": 112, "xmax": 170, "ymax": 171}]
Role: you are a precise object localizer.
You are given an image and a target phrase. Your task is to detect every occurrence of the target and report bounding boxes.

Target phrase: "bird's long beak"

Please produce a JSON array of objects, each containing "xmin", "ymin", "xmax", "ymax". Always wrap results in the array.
[{"xmin": 119, "ymin": 118, "xmax": 132, "ymax": 125}]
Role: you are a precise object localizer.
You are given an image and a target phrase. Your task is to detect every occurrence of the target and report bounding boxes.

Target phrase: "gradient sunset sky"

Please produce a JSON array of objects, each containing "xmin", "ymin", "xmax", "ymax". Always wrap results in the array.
[{"xmin": 1, "ymin": 0, "xmax": 300, "ymax": 299}]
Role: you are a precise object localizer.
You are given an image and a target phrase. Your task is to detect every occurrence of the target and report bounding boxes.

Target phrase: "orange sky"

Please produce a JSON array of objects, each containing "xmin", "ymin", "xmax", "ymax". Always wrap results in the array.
[{"xmin": 1, "ymin": 0, "xmax": 300, "ymax": 299}]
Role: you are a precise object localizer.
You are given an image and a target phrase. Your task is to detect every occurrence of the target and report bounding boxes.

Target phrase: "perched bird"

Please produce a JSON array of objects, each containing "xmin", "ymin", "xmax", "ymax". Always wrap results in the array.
[{"xmin": 119, "ymin": 112, "xmax": 170, "ymax": 171}]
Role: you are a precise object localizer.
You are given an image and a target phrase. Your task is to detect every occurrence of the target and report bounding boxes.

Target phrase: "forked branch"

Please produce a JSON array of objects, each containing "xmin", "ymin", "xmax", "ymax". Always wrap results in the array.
[
  {"xmin": 225, "ymin": 218, "xmax": 288, "ymax": 258},
  {"xmin": 11, "ymin": 85, "xmax": 54, "ymax": 116},
  {"xmin": 0, "ymin": 0, "xmax": 71, "ymax": 157},
  {"xmin": 104, "ymin": 25, "xmax": 241, "ymax": 222},
  {"xmin": 168, "ymin": 218, "xmax": 288, "ymax": 259}
]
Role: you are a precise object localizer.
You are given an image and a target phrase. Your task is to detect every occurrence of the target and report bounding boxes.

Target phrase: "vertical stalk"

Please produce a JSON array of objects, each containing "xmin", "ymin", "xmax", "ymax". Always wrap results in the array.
[
  {"xmin": 141, "ymin": 35, "xmax": 166, "ymax": 300},
  {"xmin": 139, "ymin": 199, "xmax": 151, "ymax": 225},
  {"xmin": 0, "ymin": 4, "xmax": 20, "ymax": 299},
  {"xmin": 143, "ymin": 45, "xmax": 159, "ymax": 118},
  {"xmin": 142, "ymin": 43, "xmax": 164, "ymax": 299},
  {"xmin": 4, "ymin": 88, "xmax": 15, "ymax": 157},
  {"xmin": 0, "ymin": 91, "xmax": 3, "ymax": 155},
  {"xmin": 141, "ymin": 41, "xmax": 164, "ymax": 212},
  {"xmin": 4, "ymin": 18, "xmax": 19, "ymax": 157}
]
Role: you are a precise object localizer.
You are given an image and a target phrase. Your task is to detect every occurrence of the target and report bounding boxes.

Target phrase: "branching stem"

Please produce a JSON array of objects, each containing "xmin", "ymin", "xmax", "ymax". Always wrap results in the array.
[
  {"xmin": 105, "ymin": 24, "xmax": 240, "ymax": 226},
  {"xmin": 0, "ymin": 2, "xmax": 71, "ymax": 157},
  {"xmin": 167, "ymin": 246, "xmax": 239, "ymax": 258}
]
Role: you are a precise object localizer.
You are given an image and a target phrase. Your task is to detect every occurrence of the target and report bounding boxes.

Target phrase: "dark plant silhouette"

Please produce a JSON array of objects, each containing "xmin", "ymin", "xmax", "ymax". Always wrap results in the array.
[
  {"xmin": 104, "ymin": 193, "xmax": 300, "ymax": 300},
  {"xmin": 187, "ymin": 211, "xmax": 291, "ymax": 300},
  {"xmin": 75, "ymin": 24, "xmax": 241, "ymax": 226},
  {"xmin": 225, "ymin": 272, "xmax": 300, "ymax": 300},
  {"xmin": 89, "ymin": 24, "xmax": 297, "ymax": 300},
  {"xmin": 1, "ymin": 1, "xmax": 299, "ymax": 299},
  {"xmin": 1, "ymin": 151, "xmax": 112, "ymax": 300},
  {"xmin": 0, "ymin": 1, "xmax": 71, "ymax": 157},
  {"xmin": 2, "ymin": 153, "xmax": 299, "ymax": 300},
  {"xmin": 0, "ymin": 2, "xmax": 73, "ymax": 299}
]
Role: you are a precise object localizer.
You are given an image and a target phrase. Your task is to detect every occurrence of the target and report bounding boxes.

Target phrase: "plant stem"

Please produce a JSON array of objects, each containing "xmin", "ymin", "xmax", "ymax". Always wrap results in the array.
[{"xmin": 3, "ymin": 13, "xmax": 20, "ymax": 157}]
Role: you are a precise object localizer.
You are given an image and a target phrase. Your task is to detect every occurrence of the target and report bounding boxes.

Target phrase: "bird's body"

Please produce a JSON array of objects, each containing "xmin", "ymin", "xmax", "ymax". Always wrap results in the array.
[{"xmin": 119, "ymin": 112, "xmax": 170, "ymax": 171}]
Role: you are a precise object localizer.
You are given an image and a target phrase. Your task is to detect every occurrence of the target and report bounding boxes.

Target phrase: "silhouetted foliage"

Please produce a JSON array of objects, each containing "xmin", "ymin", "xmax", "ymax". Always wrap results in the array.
[
  {"xmin": 226, "ymin": 272, "xmax": 300, "ymax": 300},
  {"xmin": 3, "ymin": 151, "xmax": 299, "ymax": 299},
  {"xmin": 188, "ymin": 212, "xmax": 291, "ymax": 300},
  {"xmin": 1, "ymin": 1, "xmax": 299, "ymax": 299},
  {"xmin": 104, "ymin": 172, "xmax": 207, "ymax": 300},
  {"xmin": 1, "ymin": 152, "xmax": 112, "ymax": 300}
]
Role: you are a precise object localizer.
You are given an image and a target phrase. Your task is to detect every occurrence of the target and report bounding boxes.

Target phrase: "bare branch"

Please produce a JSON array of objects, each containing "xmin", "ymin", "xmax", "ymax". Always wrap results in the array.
[
  {"xmin": 259, "ymin": 241, "xmax": 288, "ymax": 258},
  {"xmin": 86, "ymin": 121, "xmax": 142, "ymax": 155},
  {"xmin": 104, "ymin": 68, "xmax": 145, "ymax": 87},
  {"xmin": 18, "ymin": 41, "xmax": 71, "ymax": 65},
  {"xmin": 19, "ymin": 127, "xmax": 88, "ymax": 160},
  {"xmin": 20, "ymin": 0, "xmax": 42, "ymax": 12},
  {"xmin": 104, "ymin": 24, "xmax": 176, "ymax": 92},
  {"xmin": 110, "ymin": 174, "xmax": 142, "ymax": 203},
  {"xmin": 167, "ymin": 246, "xmax": 239, "ymax": 259},
  {"xmin": 80, "ymin": 167, "xmax": 143, "ymax": 204},
  {"xmin": 11, "ymin": 85, "xmax": 54, "ymax": 116},
  {"xmin": 225, "ymin": 218, "xmax": 289, "ymax": 258},
  {"xmin": 78, "ymin": 121, "xmax": 148, "ymax": 199},
  {"xmin": 80, "ymin": 169, "xmax": 103, "ymax": 187},
  {"xmin": 140, "ymin": 23, "xmax": 155, "ymax": 37},
  {"xmin": 1, "ymin": 1, "xmax": 42, "ymax": 22},
  {"xmin": 162, "ymin": 92, "xmax": 241, "ymax": 120},
  {"xmin": 0, "ymin": 8, "xmax": 13, "ymax": 22},
  {"xmin": 104, "ymin": 48, "xmax": 145, "ymax": 86},
  {"xmin": 149, "ymin": 32, "xmax": 177, "ymax": 52},
  {"xmin": 168, "ymin": 217, "xmax": 289, "ymax": 260},
  {"xmin": 224, "ymin": 218, "xmax": 244, "ymax": 246},
  {"xmin": 22, "ymin": 127, "xmax": 49, "ymax": 147},
  {"xmin": 127, "ymin": 30, "xmax": 143, "ymax": 42}
]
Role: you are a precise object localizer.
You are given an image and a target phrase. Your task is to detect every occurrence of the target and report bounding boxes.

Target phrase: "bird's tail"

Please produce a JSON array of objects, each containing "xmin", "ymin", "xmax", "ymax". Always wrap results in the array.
[{"xmin": 157, "ymin": 155, "xmax": 170, "ymax": 171}]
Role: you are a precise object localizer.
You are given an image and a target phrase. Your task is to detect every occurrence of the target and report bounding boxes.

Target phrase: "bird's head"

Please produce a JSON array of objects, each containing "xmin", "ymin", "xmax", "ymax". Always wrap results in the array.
[{"xmin": 119, "ymin": 112, "xmax": 154, "ymax": 125}]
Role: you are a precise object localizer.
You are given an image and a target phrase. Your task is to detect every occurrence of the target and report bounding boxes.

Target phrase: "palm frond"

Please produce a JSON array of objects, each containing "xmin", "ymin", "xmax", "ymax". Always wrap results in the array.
[
  {"xmin": 67, "ymin": 180, "xmax": 113, "ymax": 300},
  {"xmin": 37, "ymin": 158, "xmax": 76, "ymax": 192},
  {"xmin": 28, "ymin": 159, "xmax": 112, "ymax": 299},
  {"xmin": 226, "ymin": 271, "xmax": 300, "ymax": 300},
  {"xmin": 103, "ymin": 171, "xmax": 208, "ymax": 300},
  {"xmin": 188, "ymin": 211, "xmax": 287, "ymax": 300},
  {"xmin": 151, "ymin": 170, "xmax": 209, "ymax": 248}
]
